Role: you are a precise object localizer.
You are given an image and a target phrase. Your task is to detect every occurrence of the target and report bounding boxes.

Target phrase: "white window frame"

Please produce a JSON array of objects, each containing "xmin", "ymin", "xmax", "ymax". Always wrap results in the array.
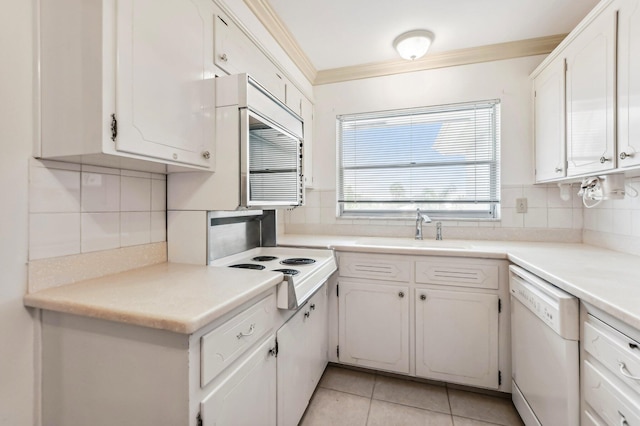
[{"xmin": 336, "ymin": 100, "xmax": 501, "ymax": 220}]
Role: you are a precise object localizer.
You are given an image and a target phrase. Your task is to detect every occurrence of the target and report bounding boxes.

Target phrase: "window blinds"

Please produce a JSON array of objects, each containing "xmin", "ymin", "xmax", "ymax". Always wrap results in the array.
[{"xmin": 337, "ymin": 100, "xmax": 500, "ymax": 219}]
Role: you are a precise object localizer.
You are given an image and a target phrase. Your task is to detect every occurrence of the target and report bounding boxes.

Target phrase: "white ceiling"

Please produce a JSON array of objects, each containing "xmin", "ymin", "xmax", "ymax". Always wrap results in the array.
[{"xmin": 267, "ymin": 0, "xmax": 601, "ymax": 71}]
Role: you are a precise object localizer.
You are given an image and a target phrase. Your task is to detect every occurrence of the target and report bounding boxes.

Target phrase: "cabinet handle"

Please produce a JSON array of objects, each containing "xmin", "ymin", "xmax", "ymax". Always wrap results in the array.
[
  {"xmin": 236, "ymin": 323, "xmax": 255, "ymax": 339},
  {"xmin": 600, "ymin": 156, "xmax": 611, "ymax": 164},
  {"xmin": 618, "ymin": 362, "xmax": 640, "ymax": 381},
  {"xmin": 202, "ymin": 151, "xmax": 210, "ymax": 160},
  {"xmin": 268, "ymin": 346, "xmax": 277, "ymax": 357},
  {"xmin": 398, "ymin": 291, "xmax": 405, "ymax": 298},
  {"xmin": 110, "ymin": 113, "xmax": 118, "ymax": 141},
  {"xmin": 619, "ymin": 412, "xmax": 629, "ymax": 426},
  {"xmin": 555, "ymin": 167, "xmax": 563, "ymax": 173},
  {"xmin": 310, "ymin": 303, "xmax": 316, "ymax": 311},
  {"xmin": 630, "ymin": 342, "xmax": 639, "ymax": 350},
  {"xmin": 620, "ymin": 152, "xmax": 633, "ymax": 160},
  {"xmin": 420, "ymin": 294, "xmax": 427, "ymax": 301},
  {"xmin": 219, "ymin": 53, "xmax": 228, "ymax": 62}
]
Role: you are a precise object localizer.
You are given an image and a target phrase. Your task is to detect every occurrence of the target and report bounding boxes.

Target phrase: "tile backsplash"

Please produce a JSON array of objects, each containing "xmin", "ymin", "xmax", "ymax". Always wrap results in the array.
[
  {"xmin": 28, "ymin": 160, "xmax": 166, "ymax": 261},
  {"xmin": 284, "ymin": 183, "xmax": 585, "ymax": 242},
  {"xmin": 582, "ymin": 177, "xmax": 640, "ymax": 256}
]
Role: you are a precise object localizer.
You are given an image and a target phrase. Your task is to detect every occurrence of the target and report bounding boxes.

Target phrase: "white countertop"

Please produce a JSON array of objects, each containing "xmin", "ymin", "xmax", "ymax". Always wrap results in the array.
[
  {"xmin": 25, "ymin": 235, "xmax": 640, "ymax": 335},
  {"xmin": 280, "ymin": 234, "xmax": 640, "ymax": 330},
  {"xmin": 24, "ymin": 263, "xmax": 283, "ymax": 334}
]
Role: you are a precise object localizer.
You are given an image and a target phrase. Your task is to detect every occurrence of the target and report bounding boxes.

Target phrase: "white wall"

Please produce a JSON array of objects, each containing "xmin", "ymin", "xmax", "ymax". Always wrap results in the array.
[
  {"xmin": 313, "ymin": 56, "xmax": 544, "ymax": 190},
  {"xmin": 285, "ymin": 56, "xmax": 583, "ymax": 242},
  {"xmin": 0, "ymin": 0, "xmax": 36, "ymax": 424}
]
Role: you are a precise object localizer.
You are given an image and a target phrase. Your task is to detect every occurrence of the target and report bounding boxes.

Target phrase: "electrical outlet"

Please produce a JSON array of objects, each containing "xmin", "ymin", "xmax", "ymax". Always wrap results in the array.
[{"xmin": 516, "ymin": 198, "xmax": 528, "ymax": 213}]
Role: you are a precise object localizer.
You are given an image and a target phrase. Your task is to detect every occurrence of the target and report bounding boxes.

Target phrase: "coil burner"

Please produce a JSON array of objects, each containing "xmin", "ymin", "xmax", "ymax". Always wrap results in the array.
[
  {"xmin": 229, "ymin": 263, "xmax": 265, "ymax": 270},
  {"xmin": 280, "ymin": 258, "xmax": 316, "ymax": 266},
  {"xmin": 252, "ymin": 255, "xmax": 279, "ymax": 262},
  {"xmin": 272, "ymin": 268, "xmax": 300, "ymax": 276}
]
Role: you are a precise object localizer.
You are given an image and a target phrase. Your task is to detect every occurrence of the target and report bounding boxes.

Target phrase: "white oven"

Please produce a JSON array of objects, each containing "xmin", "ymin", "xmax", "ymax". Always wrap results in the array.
[{"xmin": 510, "ymin": 265, "xmax": 580, "ymax": 426}]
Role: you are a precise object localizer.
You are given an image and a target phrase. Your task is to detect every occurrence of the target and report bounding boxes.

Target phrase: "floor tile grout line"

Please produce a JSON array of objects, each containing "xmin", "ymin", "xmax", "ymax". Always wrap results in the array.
[{"xmin": 446, "ymin": 386, "xmax": 455, "ymax": 425}]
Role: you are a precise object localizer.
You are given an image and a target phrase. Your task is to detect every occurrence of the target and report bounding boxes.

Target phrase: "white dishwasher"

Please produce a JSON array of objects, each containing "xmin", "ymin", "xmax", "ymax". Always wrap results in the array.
[{"xmin": 509, "ymin": 265, "xmax": 580, "ymax": 426}]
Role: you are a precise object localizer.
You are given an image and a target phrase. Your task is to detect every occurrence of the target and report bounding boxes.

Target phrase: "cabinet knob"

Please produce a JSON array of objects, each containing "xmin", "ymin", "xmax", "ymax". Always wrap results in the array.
[
  {"xmin": 600, "ymin": 156, "xmax": 611, "ymax": 164},
  {"xmin": 310, "ymin": 303, "xmax": 316, "ymax": 311},
  {"xmin": 304, "ymin": 311, "xmax": 310, "ymax": 318},
  {"xmin": 268, "ymin": 347, "xmax": 277, "ymax": 357},
  {"xmin": 420, "ymin": 294, "xmax": 427, "ymax": 301},
  {"xmin": 219, "ymin": 53, "xmax": 228, "ymax": 62},
  {"xmin": 398, "ymin": 291, "xmax": 405, "ymax": 298},
  {"xmin": 620, "ymin": 152, "xmax": 633, "ymax": 160},
  {"xmin": 555, "ymin": 167, "xmax": 563, "ymax": 173},
  {"xmin": 202, "ymin": 151, "xmax": 211, "ymax": 160}
]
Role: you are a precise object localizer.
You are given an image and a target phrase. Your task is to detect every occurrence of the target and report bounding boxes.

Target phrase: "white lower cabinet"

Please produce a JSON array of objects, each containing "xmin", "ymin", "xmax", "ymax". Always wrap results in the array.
[
  {"xmin": 200, "ymin": 336, "xmax": 277, "ymax": 426},
  {"xmin": 580, "ymin": 305, "xmax": 640, "ymax": 426},
  {"xmin": 338, "ymin": 279, "xmax": 410, "ymax": 374},
  {"xmin": 416, "ymin": 289, "xmax": 499, "ymax": 389},
  {"xmin": 336, "ymin": 252, "xmax": 509, "ymax": 391},
  {"xmin": 277, "ymin": 285, "xmax": 328, "ymax": 426}
]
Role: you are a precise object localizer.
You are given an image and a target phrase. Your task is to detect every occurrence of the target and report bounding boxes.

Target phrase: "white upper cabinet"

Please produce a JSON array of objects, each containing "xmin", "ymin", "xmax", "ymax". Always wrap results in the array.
[
  {"xmin": 301, "ymin": 96, "xmax": 314, "ymax": 188},
  {"xmin": 214, "ymin": 13, "xmax": 286, "ymax": 103},
  {"xmin": 534, "ymin": 57, "xmax": 566, "ymax": 182},
  {"xmin": 39, "ymin": 0, "xmax": 216, "ymax": 172},
  {"xmin": 565, "ymin": 3, "xmax": 617, "ymax": 176},
  {"xmin": 618, "ymin": 0, "xmax": 640, "ymax": 168}
]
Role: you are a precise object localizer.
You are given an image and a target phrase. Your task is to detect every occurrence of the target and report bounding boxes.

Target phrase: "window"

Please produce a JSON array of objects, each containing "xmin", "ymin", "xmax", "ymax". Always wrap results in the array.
[{"xmin": 337, "ymin": 100, "xmax": 501, "ymax": 220}]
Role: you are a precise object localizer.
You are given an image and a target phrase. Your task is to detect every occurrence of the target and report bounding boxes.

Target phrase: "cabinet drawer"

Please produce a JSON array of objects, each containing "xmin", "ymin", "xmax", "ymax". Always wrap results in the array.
[
  {"xmin": 339, "ymin": 253, "xmax": 410, "ymax": 282},
  {"xmin": 583, "ymin": 360, "xmax": 640, "ymax": 426},
  {"xmin": 201, "ymin": 293, "xmax": 276, "ymax": 387},
  {"xmin": 415, "ymin": 258, "xmax": 499, "ymax": 289},
  {"xmin": 584, "ymin": 315, "xmax": 640, "ymax": 395}
]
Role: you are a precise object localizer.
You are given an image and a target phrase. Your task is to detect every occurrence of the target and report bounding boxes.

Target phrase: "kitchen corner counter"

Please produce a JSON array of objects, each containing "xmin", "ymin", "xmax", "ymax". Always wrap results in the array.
[
  {"xmin": 278, "ymin": 234, "xmax": 640, "ymax": 330},
  {"xmin": 24, "ymin": 262, "xmax": 283, "ymax": 334}
]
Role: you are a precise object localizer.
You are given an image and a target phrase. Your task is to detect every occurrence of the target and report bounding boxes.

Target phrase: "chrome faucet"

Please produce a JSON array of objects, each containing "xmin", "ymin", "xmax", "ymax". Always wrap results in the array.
[
  {"xmin": 436, "ymin": 221, "xmax": 443, "ymax": 240},
  {"xmin": 415, "ymin": 208, "xmax": 432, "ymax": 240}
]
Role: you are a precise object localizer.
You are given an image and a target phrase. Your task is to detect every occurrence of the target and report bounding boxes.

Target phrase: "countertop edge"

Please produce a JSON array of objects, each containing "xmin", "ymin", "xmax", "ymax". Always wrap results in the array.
[{"xmin": 24, "ymin": 268, "xmax": 284, "ymax": 334}]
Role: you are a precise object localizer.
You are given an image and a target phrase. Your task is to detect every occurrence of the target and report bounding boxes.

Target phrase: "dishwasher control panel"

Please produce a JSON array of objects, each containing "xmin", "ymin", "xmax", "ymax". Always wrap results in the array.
[{"xmin": 509, "ymin": 265, "xmax": 579, "ymax": 340}]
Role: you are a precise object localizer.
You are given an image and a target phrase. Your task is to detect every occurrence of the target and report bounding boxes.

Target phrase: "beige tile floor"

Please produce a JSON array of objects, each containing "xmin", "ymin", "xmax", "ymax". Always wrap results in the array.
[{"xmin": 300, "ymin": 365, "xmax": 525, "ymax": 426}]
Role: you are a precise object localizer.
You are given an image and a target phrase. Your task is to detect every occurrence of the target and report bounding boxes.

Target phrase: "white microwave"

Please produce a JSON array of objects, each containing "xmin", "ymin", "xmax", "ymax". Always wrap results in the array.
[{"xmin": 216, "ymin": 74, "xmax": 304, "ymax": 209}]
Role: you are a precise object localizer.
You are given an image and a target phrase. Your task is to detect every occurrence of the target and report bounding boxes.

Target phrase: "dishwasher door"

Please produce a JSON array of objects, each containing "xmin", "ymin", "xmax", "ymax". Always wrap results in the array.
[{"xmin": 510, "ymin": 266, "xmax": 579, "ymax": 426}]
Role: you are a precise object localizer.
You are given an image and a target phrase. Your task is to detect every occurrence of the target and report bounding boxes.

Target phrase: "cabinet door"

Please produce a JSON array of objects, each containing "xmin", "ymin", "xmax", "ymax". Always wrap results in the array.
[
  {"xmin": 214, "ymin": 14, "xmax": 286, "ymax": 102},
  {"xmin": 566, "ymin": 7, "xmax": 617, "ymax": 176},
  {"xmin": 416, "ymin": 289, "xmax": 499, "ymax": 389},
  {"xmin": 534, "ymin": 57, "xmax": 567, "ymax": 182},
  {"xmin": 201, "ymin": 336, "xmax": 277, "ymax": 426},
  {"xmin": 308, "ymin": 284, "xmax": 329, "ymax": 390},
  {"xmin": 115, "ymin": 0, "xmax": 215, "ymax": 169},
  {"xmin": 301, "ymin": 96, "xmax": 314, "ymax": 188},
  {"xmin": 618, "ymin": 0, "xmax": 640, "ymax": 168},
  {"xmin": 277, "ymin": 286, "xmax": 328, "ymax": 426},
  {"xmin": 338, "ymin": 280, "xmax": 409, "ymax": 374}
]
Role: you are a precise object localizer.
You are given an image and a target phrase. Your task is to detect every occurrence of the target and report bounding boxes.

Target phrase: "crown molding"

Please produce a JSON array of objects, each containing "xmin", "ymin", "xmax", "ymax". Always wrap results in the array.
[
  {"xmin": 240, "ymin": 1, "xmax": 566, "ymax": 86},
  {"xmin": 314, "ymin": 34, "xmax": 567, "ymax": 85},
  {"xmin": 243, "ymin": 0, "xmax": 317, "ymax": 83}
]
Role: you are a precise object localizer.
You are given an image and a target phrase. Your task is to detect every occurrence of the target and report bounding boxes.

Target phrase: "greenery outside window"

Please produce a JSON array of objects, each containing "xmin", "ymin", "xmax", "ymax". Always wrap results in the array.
[{"xmin": 337, "ymin": 100, "xmax": 501, "ymax": 220}]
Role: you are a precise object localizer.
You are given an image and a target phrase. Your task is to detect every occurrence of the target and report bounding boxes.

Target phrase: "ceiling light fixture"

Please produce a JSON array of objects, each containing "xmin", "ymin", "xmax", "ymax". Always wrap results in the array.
[{"xmin": 393, "ymin": 30, "xmax": 435, "ymax": 61}]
